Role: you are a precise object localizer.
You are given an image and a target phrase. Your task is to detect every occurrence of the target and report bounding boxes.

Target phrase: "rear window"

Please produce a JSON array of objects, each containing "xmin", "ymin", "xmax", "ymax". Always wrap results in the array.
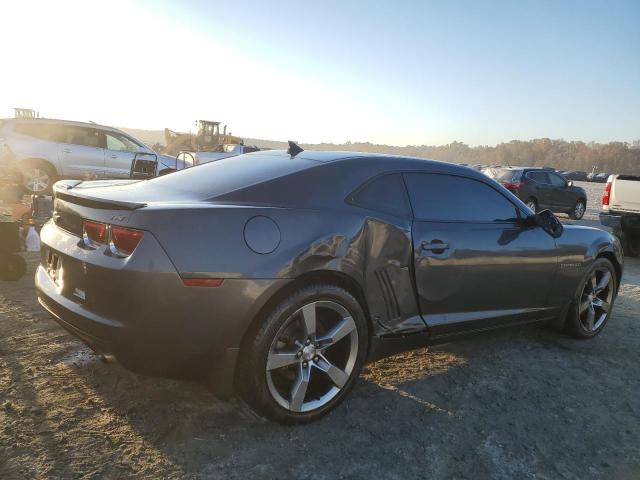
[
  {"xmin": 490, "ymin": 169, "xmax": 522, "ymax": 182},
  {"xmin": 146, "ymin": 152, "xmax": 317, "ymax": 197}
]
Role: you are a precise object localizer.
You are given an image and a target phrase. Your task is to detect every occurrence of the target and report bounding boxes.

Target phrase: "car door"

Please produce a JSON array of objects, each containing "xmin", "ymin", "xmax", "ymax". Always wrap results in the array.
[
  {"xmin": 58, "ymin": 126, "xmax": 106, "ymax": 179},
  {"xmin": 525, "ymin": 171, "xmax": 555, "ymax": 209},
  {"xmin": 404, "ymin": 172, "xmax": 559, "ymax": 334},
  {"xmin": 547, "ymin": 172, "xmax": 575, "ymax": 210},
  {"xmin": 103, "ymin": 131, "xmax": 146, "ymax": 178}
]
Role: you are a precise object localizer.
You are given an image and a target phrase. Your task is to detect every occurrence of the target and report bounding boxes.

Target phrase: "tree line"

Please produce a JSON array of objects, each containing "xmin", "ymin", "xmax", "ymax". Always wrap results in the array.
[{"xmin": 288, "ymin": 139, "xmax": 640, "ymax": 175}]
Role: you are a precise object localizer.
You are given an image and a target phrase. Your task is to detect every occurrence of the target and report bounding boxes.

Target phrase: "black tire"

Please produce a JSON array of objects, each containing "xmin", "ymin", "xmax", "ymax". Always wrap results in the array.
[
  {"xmin": 569, "ymin": 198, "xmax": 586, "ymax": 220},
  {"xmin": 18, "ymin": 159, "xmax": 57, "ymax": 195},
  {"xmin": 0, "ymin": 254, "xmax": 27, "ymax": 281},
  {"xmin": 621, "ymin": 231, "xmax": 640, "ymax": 258},
  {"xmin": 236, "ymin": 284, "xmax": 368, "ymax": 424},
  {"xmin": 0, "ymin": 185, "xmax": 23, "ymax": 203},
  {"xmin": 525, "ymin": 197, "xmax": 538, "ymax": 213},
  {"xmin": 564, "ymin": 258, "xmax": 617, "ymax": 339}
]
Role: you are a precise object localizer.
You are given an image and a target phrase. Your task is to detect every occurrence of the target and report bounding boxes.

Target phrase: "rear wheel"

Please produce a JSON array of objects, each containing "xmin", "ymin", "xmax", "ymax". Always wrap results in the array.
[
  {"xmin": 525, "ymin": 197, "xmax": 538, "ymax": 213},
  {"xmin": 19, "ymin": 159, "xmax": 57, "ymax": 195},
  {"xmin": 569, "ymin": 199, "xmax": 586, "ymax": 220},
  {"xmin": 615, "ymin": 229, "xmax": 640, "ymax": 257},
  {"xmin": 565, "ymin": 258, "xmax": 617, "ymax": 339},
  {"xmin": 237, "ymin": 284, "xmax": 368, "ymax": 424},
  {"xmin": 0, "ymin": 254, "xmax": 27, "ymax": 281}
]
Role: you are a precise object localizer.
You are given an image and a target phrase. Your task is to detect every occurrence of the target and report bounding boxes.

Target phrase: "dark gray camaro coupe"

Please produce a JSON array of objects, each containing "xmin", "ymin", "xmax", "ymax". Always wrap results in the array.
[{"xmin": 36, "ymin": 147, "xmax": 623, "ymax": 423}]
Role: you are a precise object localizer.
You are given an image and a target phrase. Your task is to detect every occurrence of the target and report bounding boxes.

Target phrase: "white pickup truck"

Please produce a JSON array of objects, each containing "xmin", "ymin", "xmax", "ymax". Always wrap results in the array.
[{"xmin": 600, "ymin": 174, "xmax": 640, "ymax": 256}]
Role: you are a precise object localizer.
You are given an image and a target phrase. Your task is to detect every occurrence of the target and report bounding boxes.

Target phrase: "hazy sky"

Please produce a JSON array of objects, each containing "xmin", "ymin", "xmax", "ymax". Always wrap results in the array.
[{"xmin": 1, "ymin": 0, "xmax": 639, "ymax": 146}]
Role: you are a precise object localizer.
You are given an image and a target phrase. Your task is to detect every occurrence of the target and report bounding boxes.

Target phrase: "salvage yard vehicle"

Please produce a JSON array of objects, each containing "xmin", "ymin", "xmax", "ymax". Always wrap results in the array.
[
  {"xmin": 35, "ymin": 146, "xmax": 623, "ymax": 424},
  {"xmin": 486, "ymin": 167, "xmax": 588, "ymax": 219},
  {"xmin": 600, "ymin": 174, "xmax": 640, "ymax": 257},
  {"xmin": 176, "ymin": 144, "xmax": 262, "ymax": 168},
  {"xmin": 0, "ymin": 118, "xmax": 158, "ymax": 194}
]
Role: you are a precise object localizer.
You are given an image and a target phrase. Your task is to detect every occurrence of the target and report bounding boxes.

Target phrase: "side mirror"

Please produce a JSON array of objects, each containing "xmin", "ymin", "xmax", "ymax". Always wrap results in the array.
[{"xmin": 535, "ymin": 209, "xmax": 563, "ymax": 238}]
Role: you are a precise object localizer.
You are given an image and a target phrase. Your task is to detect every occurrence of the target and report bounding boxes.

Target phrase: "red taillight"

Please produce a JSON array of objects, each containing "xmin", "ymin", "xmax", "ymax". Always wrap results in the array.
[
  {"xmin": 182, "ymin": 278, "xmax": 224, "ymax": 287},
  {"xmin": 111, "ymin": 226, "xmax": 144, "ymax": 256},
  {"xmin": 503, "ymin": 181, "xmax": 523, "ymax": 190},
  {"xmin": 602, "ymin": 181, "xmax": 612, "ymax": 206},
  {"xmin": 83, "ymin": 221, "xmax": 108, "ymax": 245}
]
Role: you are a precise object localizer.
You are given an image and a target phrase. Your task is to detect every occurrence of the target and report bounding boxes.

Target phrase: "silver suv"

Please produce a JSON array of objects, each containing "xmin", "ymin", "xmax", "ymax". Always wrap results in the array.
[{"xmin": 0, "ymin": 118, "xmax": 158, "ymax": 194}]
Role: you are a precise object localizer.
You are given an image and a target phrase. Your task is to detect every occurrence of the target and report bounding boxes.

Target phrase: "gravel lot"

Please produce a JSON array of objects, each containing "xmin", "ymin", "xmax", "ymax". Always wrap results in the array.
[{"xmin": 2, "ymin": 181, "xmax": 639, "ymax": 479}]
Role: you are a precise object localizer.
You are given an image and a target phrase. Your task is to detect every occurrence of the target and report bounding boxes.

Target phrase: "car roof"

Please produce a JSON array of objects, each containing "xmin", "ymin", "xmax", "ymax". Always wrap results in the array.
[
  {"xmin": 252, "ymin": 149, "xmax": 488, "ymax": 177},
  {"xmin": 3, "ymin": 117, "xmax": 124, "ymax": 134}
]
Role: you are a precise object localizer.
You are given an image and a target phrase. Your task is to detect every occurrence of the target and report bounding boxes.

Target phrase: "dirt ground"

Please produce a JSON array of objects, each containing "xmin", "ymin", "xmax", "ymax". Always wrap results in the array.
[{"xmin": 1, "ymin": 181, "xmax": 639, "ymax": 479}]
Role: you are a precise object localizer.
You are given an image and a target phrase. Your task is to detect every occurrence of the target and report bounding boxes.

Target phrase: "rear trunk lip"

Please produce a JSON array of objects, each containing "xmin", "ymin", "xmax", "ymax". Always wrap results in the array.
[{"xmin": 53, "ymin": 181, "xmax": 147, "ymax": 211}]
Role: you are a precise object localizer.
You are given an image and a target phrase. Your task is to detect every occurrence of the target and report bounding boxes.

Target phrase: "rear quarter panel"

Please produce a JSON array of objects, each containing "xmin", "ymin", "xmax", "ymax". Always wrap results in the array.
[
  {"xmin": 132, "ymin": 204, "xmax": 421, "ymax": 335},
  {"xmin": 8, "ymin": 132, "xmax": 62, "ymax": 174},
  {"xmin": 549, "ymin": 225, "xmax": 622, "ymax": 307}
]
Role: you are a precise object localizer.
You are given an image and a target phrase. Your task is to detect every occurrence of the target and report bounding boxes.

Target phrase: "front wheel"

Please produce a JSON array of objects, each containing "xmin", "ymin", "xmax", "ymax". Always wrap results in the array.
[
  {"xmin": 237, "ymin": 284, "xmax": 368, "ymax": 424},
  {"xmin": 565, "ymin": 258, "xmax": 617, "ymax": 339}
]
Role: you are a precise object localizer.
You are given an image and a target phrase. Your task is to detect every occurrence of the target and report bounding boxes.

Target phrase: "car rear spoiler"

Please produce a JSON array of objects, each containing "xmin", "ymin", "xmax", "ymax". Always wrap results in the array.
[{"xmin": 53, "ymin": 180, "xmax": 147, "ymax": 211}]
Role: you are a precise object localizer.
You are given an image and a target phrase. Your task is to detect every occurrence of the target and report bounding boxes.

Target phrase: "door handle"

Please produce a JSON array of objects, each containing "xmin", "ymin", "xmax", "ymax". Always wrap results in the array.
[
  {"xmin": 63, "ymin": 148, "xmax": 72, "ymax": 153},
  {"xmin": 421, "ymin": 240, "xmax": 449, "ymax": 252},
  {"xmin": 110, "ymin": 154, "xmax": 118, "ymax": 158}
]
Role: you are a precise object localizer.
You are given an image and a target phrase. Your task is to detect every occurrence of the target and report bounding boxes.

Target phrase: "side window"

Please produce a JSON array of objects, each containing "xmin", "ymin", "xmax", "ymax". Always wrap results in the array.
[
  {"xmin": 404, "ymin": 173, "xmax": 519, "ymax": 222},
  {"xmin": 105, "ymin": 132, "xmax": 142, "ymax": 152},
  {"xmin": 63, "ymin": 127, "xmax": 103, "ymax": 148},
  {"xmin": 527, "ymin": 171, "xmax": 550, "ymax": 184},
  {"xmin": 14, "ymin": 122, "xmax": 62, "ymax": 141},
  {"xmin": 348, "ymin": 173, "xmax": 410, "ymax": 218},
  {"xmin": 243, "ymin": 146, "xmax": 260, "ymax": 154},
  {"xmin": 548, "ymin": 173, "xmax": 566, "ymax": 187}
]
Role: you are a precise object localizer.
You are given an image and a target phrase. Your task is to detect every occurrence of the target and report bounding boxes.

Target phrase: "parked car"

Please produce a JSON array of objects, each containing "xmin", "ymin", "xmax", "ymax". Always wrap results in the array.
[
  {"xmin": 36, "ymin": 148, "xmax": 623, "ymax": 423},
  {"xmin": 486, "ymin": 167, "xmax": 588, "ymax": 219},
  {"xmin": 0, "ymin": 118, "xmax": 158, "ymax": 194},
  {"xmin": 176, "ymin": 144, "xmax": 261, "ymax": 167},
  {"xmin": 587, "ymin": 171, "xmax": 610, "ymax": 183},
  {"xmin": 564, "ymin": 170, "xmax": 588, "ymax": 182},
  {"xmin": 600, "ymin": 174, "xmax": 640, "ymax": 256}
]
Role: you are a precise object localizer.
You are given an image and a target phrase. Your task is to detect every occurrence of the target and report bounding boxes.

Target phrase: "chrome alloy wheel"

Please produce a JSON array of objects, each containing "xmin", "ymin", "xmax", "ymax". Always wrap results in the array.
[
  {"xmin": 574, "ymin": 201, "xmax": 585, "ymax": 219},
  {"xmin": 265, "ymin": 300, "xmax": 359, "ymax": 413},
  {"xmin": 526, "ymin": 200, "xmax": 537, "ymax": 212},
  {"xmin": 579, "ymin": 267, "xmax": 614, "ymax": 332},
  {"xmin": 24, "ymin": 168, "xmax": 50, "ymax": 193}
]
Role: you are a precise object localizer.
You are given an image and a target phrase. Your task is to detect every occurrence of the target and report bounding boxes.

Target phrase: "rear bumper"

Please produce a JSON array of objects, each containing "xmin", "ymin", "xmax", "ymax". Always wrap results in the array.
[
  {"xmin": 35, "ymin": 222, "xmax": 289, "ymax": 394},
  {"xmin": 600, "ymin": 211, "xmax": 640, "ymax": 231}
]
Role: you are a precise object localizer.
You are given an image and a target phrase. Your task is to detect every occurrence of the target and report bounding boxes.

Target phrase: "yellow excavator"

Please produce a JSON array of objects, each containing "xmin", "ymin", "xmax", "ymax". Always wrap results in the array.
[{"xmin": 164, "ymin": 120, "xmax": 242, "ymax": 156}]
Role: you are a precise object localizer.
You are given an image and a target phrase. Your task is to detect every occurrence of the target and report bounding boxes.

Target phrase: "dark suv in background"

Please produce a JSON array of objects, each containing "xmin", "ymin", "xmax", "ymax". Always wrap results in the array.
[{"xmin": 486, "ymin": 167, "xmax": 587, "ymax": 219}]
